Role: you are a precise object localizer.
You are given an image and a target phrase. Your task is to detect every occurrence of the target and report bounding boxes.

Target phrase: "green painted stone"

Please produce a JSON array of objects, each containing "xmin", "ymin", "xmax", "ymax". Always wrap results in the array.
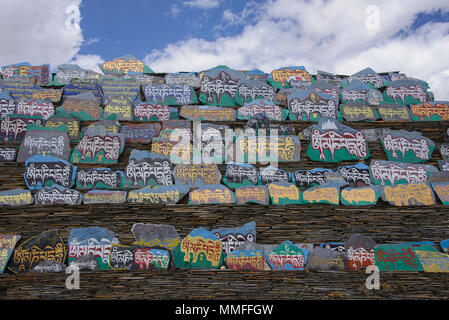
[
  {"xmin": 173, "ymin": 228, "xmax": 224, "ymax": 269},
  {"xmin": 56, "ymin": 92, "xmax": 103, "ymax": 121},
  {"xmin": 340, "ymin": 102, "xmax": 379, "ymax": 122},
  {"xmin": 199, "ymin": 67, "xmax": 245, "ymax": 106},
  {"xmin": 266, "ymin": 241, "xmax": 309, "ymax": 270},
  {"xmin": 268, "ymin": 66, "xmax": 312, "ymax": 89},
  {"xmin": 76, "ymin": 168, "xmax": 125, "ymax": 190},
  {"xmin": 340, "ymin": 186, "xmax": 380, "ymax": 206},
  {"xmin": 287, "ymin": 90, "xmax": 340, "ymax": 121},
  {"xmin": 234, "ymin": 79, "xmax": 276, "ymax": 105},
  {"xmin": 411, "ymin": 101, "xmax": 449, "ymax": 121},
  {"xmin": 341, "ymin": 67, "xmax": 387, "ymax": 89},
  {"xmin": 103, "ymin": 95, "xmax": 134, "ymax": 121},
  {"xmin": 380, "ymin": 129, "xmax": 435, "ymax": 163},
  {"xmin": 143, "ymin": 84, "xmax": 198, "ymax": 105},
  {"xmin": 306, "ymin": 118, "xmax": 370, "ymax": 162},
  {"xmin": 222, "ymin": 162, "xmax": 258, "ymax": 189},
  {"xmin": 369, "ymin": 160, "xmax": 438, "ymax": 186},
  {"xmin": 133, "ymin": 102, "xmax": 179, "ymax": 122},
  {"xmin": 375, "ymin": 244, "xmax": 424, "ymax": 271},
  {"xmin": 383, "ymin": 80, "xmax": 428, "ymax": 105},
  {"xmin": 340, "ymin": 80, "xmax": 370, "ymax": 104},
  {"xmin": 237, "ymin": 99, "xmax": 288, "ymax": 121},
  {"xmin": 267, "ymin": 182, "xmax": 302, "ymax": 205}
]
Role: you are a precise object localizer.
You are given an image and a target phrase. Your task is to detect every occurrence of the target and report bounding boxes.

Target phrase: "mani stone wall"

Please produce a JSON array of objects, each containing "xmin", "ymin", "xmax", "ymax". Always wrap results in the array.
[{"xmin": 0, "ymin": 118, "xmax": 449, "ymax": 299}]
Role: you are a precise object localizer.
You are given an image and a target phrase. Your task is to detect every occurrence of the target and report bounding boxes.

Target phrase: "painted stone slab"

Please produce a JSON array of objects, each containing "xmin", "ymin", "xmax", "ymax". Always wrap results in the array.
[
  {"xmin": 31, "ymin": 260, "xmax": 66, "ymax": 273},
  {"xmin": 0, "ymin": 188, "xmax": 33, "ymax": 206},
  {"xmin": 411, "ymin": 101, "xmax": 449, "ymax": 121},
  {"xmin": 234, "ymin": 79, "xmax": 276, "ymax": 105},
  {"xmin": 62, "ymin": 80, "xmax": 102, "ymax": 103},
  {"xmin": 24, "ymin": 155, "xmax": 77, "ymax": 190},
  {"xmin": 238, "ymin": 99, "xmax": 288, "ymax": 121},
  {"xmin": 223, "ymin": 162, "xmax": 258, "ymax": 189},
  {"xmin": 268, "ymin": 182, "xmax": 302, "ymax": 205},
  {"xmin": 324, "ymin": 171, "xmax": 348, "ymax": 188},
  {"xmin": 53, "ymin": 64, "xmax": 87, "ymax": 86},
  {"xmin": 268, "ymin": 66, "xmax": 312, "ymax": 89},
  {"xmin": 83, "ymin": 190, "xmax": 127, "ymax": 204},
  {"xmin": 225, "ymin": 247, "xmax": 265, "ymax": 270},
  {"xmin": 84, "ymin": 119, "xmax": 121, "ymax": 135},
  {"xmin": 366, "ymin": 89, "xmax": 384, "ymax": 106},
  {"xmin": 302, "ymin": 185, "xmax": 339, "ymax": 205},
  {"xmin": 309, "ymin": 80, "xmax": 340, "ymax": 103},
  {"xmin": 415, "ymin": 250, "xmax": 449, "ymax": 272},
  {"xmin": 189, "ymin": 184, "xmax": 236, "ymax": 205},
  {"xmin": 384, "ymin": 80, "xmax": 427, "ymax": 105},
  {"xmin": 439, "ymin": 144, "xmax": 449, "ymax": 160},
  {"xmin": 380, "ymin": 129, "xmax": 435, "ymax": 163},
  {"xmin": 360, "ymin": 128, "xmax": 381, "ymax": 143},
  {"xmin": 374, "ymin": 244, "xmax": 423, "ymax": 271},
  {"xmin": 439, "ymin": 160, "xmax": 449, "ymax": 172},
  {"xmin": 431, "ymin": 182, "xmax": 449, "ymax": 205},
  {"xmin": 293, "ymin": 168, "xmax": 332, "ymax": 188},
  {"xmin": 165, "ymin": 72, "xmax": 201, "ymax": 88},
  {"xmin": 103, "ymin": 95, "xmax": 133, "ymax": 121},
  {"xmin": 381, "ymin": 182, "xmax": 436, "ymax": 206},
  {"xmin": 263, "ymin": 123, "xmax": 296, "ymax": 136},
  {"xmin": 127, "ymin": 184, "xmax": 189, "ymax": 204},
  {"xmin": 0, "ymin": 80, "xmax": 41, "ymax": 100},
  {"xmin": 345, "ymin": 234, "xmax": 376, "ymax": 271},
  {"xmin": 122, "ymin": 73, "xmax": 164, "ymax": 84},
  {"xmin": 341, "ymin": 67, "xmax": 386, "ymax": 89},
  {"xmin": 143, "ymin": 84, "xmax": 198, "ymax": 105},
  {"xmin": 266, "ymin": 241, "xmax": 309, "ymax": 271},
  {"xmin": 123, "ymin": 150, "xmax": 174, "ymax": 188},
  {"xmin": 132, "ymin": 223, "xmax": 181, "ymax": 251},
  {"xmin": 338, "ymin": 163, "xmax": 372, "ymax": 187},
  {"xmin": 173, "ymin": 163, "xmax": 221, "ymax": 187},
  {"xmin": 369, "ymin": 160, "xmax": 438, "ymax": 186},
  {"xmin": 245, "ymin": 69, "xmax": 269, "ymax": 82},
  {"xmin": 45, "ymin": 116, "xmax": 80, "ymax": 141},
  {"xmin": 320, "ymin": 242, "xmax": 346, "ymax": 253},
  {"xmin": 99, "ymin": 55, "xmax": 152, "ymax": 75},
  {"xmin": 428, "ymin": 172, "xmax": 449, "ymax": 183},
  {"xmin": 70, "ymin": 125, "xmax": 125, "ymax": 164},
  {"xmin": 68, "ymin": 255, "xmax": 98, "ymax": 271},
  {"xmin": 180, "ymin": 105, "xmax": 236, "ymax": 121},
  {"xmin": 162, "ymin": 120, "xmax": 191, "ymax": 131},
  {"xmin": 2, "ymin": 62, "xmax": 51, "ymax": 85},
  {"xmin": 211, "ymin": 222, "xmax": 256, "ymax": 255},
  {"xmin": 57, "ymin": 92, "xmax": 103, "ymax": 121},
  {"xmin": 0, "ymin": 235, "xmax": 21, "ymax": 273},
  {"xmin": 109, "ymin": 244, "xmax": 170, "ymax": 271},
  {"xmin": 275, "ymin": 87, "xmax": 300, "ymax": 105},
  {"xmin": 15, "ymin": 98, "xmax": 54, "ymax": 120},
  {"xmin": 199, "ymin": 68, "xmax": 245, "ymax": 106},
  {"xmin": 192, "ymin": 123, "xmax": 229, "ymax": 164},
  {"xmin": 17, "ymin": 124, "xmax": 71, "ymax": 162},
  {"xmin": 0, "ymin": 91, "xmax": 16, "ymax": 119},
  {"xmin": 440, "ymin": 239, "xmax": 449, "ymax": 254},
  {"xmin": 152, "ymin": 138, "xmax": 192, "ymax": 164},
  {"xmin": 340, "ymin": 80, "xmax": 370, "ymax": 103},
  {"xmin": 341, "ymin": 186, "xmax": 380, "ymax": 206},
  {"xmin": 288, "ymin": 90, "xmax": 339, "ymax": 121},
  {"xmin": 120, "ymin": 123, "xmax": 161, "ymax": 143},
  {"xmin": 173, "ymin": 227, "xmax": 224, "ymax": 269},
  {"xmin": 259, "ymin": 166, "xmax": 291, "ymax": 185},
  {"xmin": 235, "ymin": 185, "xmax": 269, "ymax": 205},
  {"xmin": 67, "ymin": 227, "xmax": 120, "ymax": 270},
  {"xmin": 76, "ymin": 168, "xmax": 124, "ymax": 190},
  {"xmin": 340, "ymin": 102, "xmax": 378, "ymax": 121},
  {"xmin": 0, "ymin": 115, "xmax": 44, "ymax": 142},
  {"xmin": 0, "ymin": 147, "xmax": 16, "ymax": 162},
  {"xmin": 306, "ymin": 247, "xmax": 347, "ymax": 271},
  {"xmin": 377, "ymin": 102, "xmax": 411, "ymax": 121},
  {"xmin": 133, "ymin": 102, "xmax": 178, "ymax": 121},
  {"xmin": 100, "ymin": 77, "xmax": 141, "ymax": 102},
  {"xmin": 34, "ymin": 185, "xmax": 82, "ymax": 205},
  {"xmin": 236, "ymin": 135, "xmax": 301, "ymax": 163},
  {"xmin": 8, "ymin": 230, "xmax": 65, "ymax": 273},
  {"xmin": 306, "ymin": 118, "xmax": 370, "ymax": 162}
]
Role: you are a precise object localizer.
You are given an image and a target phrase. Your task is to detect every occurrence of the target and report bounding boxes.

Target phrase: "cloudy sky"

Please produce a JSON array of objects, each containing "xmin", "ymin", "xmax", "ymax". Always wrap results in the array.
[{"xmin": 1, "ymin": 0, "xmax": 449, "ymax": 98}]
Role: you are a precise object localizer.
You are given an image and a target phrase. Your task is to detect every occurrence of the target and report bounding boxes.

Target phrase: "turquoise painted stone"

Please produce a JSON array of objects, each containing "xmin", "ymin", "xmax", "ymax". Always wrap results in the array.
[
  {"xmin": 0, "ymin": 188, "xmax": 33, "ymax": 206},
  {"xmin": 45, "ymin": 116, "xmax": 80, "ymax": 141},
  {"xmin": 143, "ymin": 84, "xmax": 198, "ymax": 105},
  {"xmin": 199, "ymin": 67, "xmax": 245, "ymax": 106},
  {"xmin": 306, "ymin": 118, "xmax": 370, "ymax": 162},
  {"xmin": 411, "ymin": 101, "xmax": 449, "ymax": 121},
  {"xmin": 133, "ymin": 102, "xmax": 178, "ymax": 121},
  {"xmin": 0, "ymin": 235, "xmax": 21, "ymax": 273},
  {"xmin": 369, "ymin": 160, "xmax": 438, "ymax": 186},
  {"xmin": 324, "ymin": 172, "xmax": 347, "ymax": 188},
  {"xmin": 380, "ymin": 129, "xmax": 435, "ymax": 163},
  {"xmin": 266, "ymin": 241, "xmax": 309, "ymax": 271},
  {"xmin": 234, "ymin": 79, "xmax": 276, "ymax": 105},
  {"xmin": 340, "ymin": 80, "xmax": 370, "ymax": 103},
  {"xmin": 377, "ymin": 102, "xmax": 411, "ymax": 121},
  {"xmin": 68, "ymin": 227, "xmax": 120, "ymax": 271},
  {"xmin": 57, "ymin": 92, "xmax": 103, "ymax": 120},
  {"xmin": 288, "ymin": 90, "xmax": 340, "ymax": 121},
  {"xmin": 268, "ymin": 66, "xmax": 312, "ymax": 89},
  {"xmin": 24, "ymin": 155, "xmax": 77, "ymax": 190},
  {"xmin": 103, "ymin": 95, "xmax": 134, "ymax": 121},
  {"xmin": 235, "ymin": 185, "xmax": 269, "ymax": 205},
  {"xmin": 380, "ymin": 182, "xmax": 436, "ymax": 206},
  {"xmin": 211, "ymin": 222, "xmax": 256, "ymax": 255},
  {"xmin": 100, "ymin": 76, "xmax": 142, "ymax": 102},
  {"xmin": 375, "ymin": 244, "xmax": 424, "ymax": 271},
  {"xmin": 341, "ymin": 67, "xmax": 387, "ymax": 89},
  {"xmin": 99, "ymin": 55, "xmax": 153, "ymax": 75},
  {"xmin": 431, "ymin": 182, "xmax": 449, "ymax": 205},
  {"xmin": 340, "ymin": 102, "xmax": 379, "ymax": 122},
  {"xmin": 76, "ymin": 168, "xmax": 125, "ymax": 189},
  {"xmin": 2, "ymin": 62, "xmax": 51, "ymax": 85},
  {"xmin": 293, "ymin": 168, "xmax": 333, "ymax": 188},
  {"xmin": 259, "ymin": 166, "xmax": 291, "ymax": 185},
  {"xmin": 53, "ymin": 64, "xmax": 87, "ymax": 86},
  {"xmin": 302, "ymin": 185, "xmax": 340, "ymax": 205},
  {"xmin": 62, "ymin": 81, "xmax": 102, "ymax": 103},
  {"xmin": 267, "ymin": 182, "xmax": 302, "ymax": 205},
  {"xmin": 189, "ymin": 184, "xmax": 236, "ymax": 205},
  {"xmin": 173, "ymin": 227, "xmax": 224, "ymax": 269},
  {"xmin": 108, "ymin": 244, "xmax": 171, "ymax": 271},
  {"xmin": 340, "ymin": 186, "xmax": 380, "ymax": 206},
  {"xmin": 223, "ymin": 162, "xmax": 258, "ymax": 189},
  {"xmin": 383, "ymin": 80, "xmax": 428, "ymax": 105},
  {"xmin": 338, "ymin": 163, "xmax": 372, "ymax": 187},
  {"xmin": 237, "ymin": 99, "xmax": 288, "ymax": 121},
  {"xmin": 127, "ymin": 184, "xmax": 189, "ymax": 204}
]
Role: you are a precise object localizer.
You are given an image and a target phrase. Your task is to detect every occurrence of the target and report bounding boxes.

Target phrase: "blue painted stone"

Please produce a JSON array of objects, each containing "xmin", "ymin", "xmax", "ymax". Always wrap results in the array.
[
  {"xmin": 223, "ymin": 162, "xmax": 259, "ymax": 189},
  {"xmin": 235, "ymin": 79, "xmax": 276, "ymax": 105},
  {"xmin": 24, "ymin": 155, "xmax": 77, "ymax": 190},
  {"xmin": 211, "ymin": 222, "xmax": 256, "ymax": 255},
  {"xmin": 293, "ymin": 168, "xmax": 333, "ymax": 188},
  {"xmin": 76, "ymin": 168, "xmax": 125, "ymax": 190},
  {"xmin": 0, "ymin": 188, "xmax": 33, "ymax": 206},
  {"xmin": 340, "ymin": 80, "xmax": 371, "ymax": 103},
  {"xmin": 341, "ymin": 67, "xmax": 387, "ymax": 89},
  {"xmin": 440, "ymin": 239, "xmax": 449, "ymax": 254},
  {"xmin": 143, "ymin": 84, "xmax": 198, "ymax": 105},
  {"xmin": 62, "ymin": 80, "xmax": 103, "ymax": 103},
  {"xmin": 199, "ymin": 67, "xmax": 246, "ymax": 106},
  {"xmin": 259, "ymin": 166, "xmax": 291, "ymax": 185},
  {"xmin": 266, "ymin": 241, "xmax": 309, "ymax": 271},
  {"xmin": 287, "ymin": 89, "xmax": 340, "ymax": 121},
  {"xmin": 338, "ymin": 162, "xmax": 372, "ymax": 187}
]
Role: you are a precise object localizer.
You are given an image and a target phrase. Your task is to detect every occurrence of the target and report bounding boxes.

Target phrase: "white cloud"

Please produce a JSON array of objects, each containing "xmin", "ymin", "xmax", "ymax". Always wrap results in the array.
[
  {"xmin": 183, "ymin": 0, "xmax": 220, "ymax": 10},
  {"xmin": 145, "ymin": 0, "xmax": 449, "ymax": 99},
  {"xmin": 170, "ymin": 4, "xmax": 181, "ymax": 18},
  {"xmin": 69, "ymin": 54, "xmax": 104, "ymax": 73},
  {"xmin": 0, "ymin": 0, "xmax": 84, "ymax": 69}
]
